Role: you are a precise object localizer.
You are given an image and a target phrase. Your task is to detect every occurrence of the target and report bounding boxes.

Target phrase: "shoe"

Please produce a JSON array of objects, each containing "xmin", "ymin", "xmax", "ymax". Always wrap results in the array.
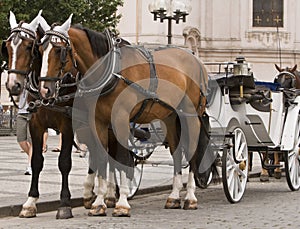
[
  {"xmin": 79, "ymin": 150, "xmax": 87, "ymax": 158},
  {"xmin": 42, "ymin": 145, "xmax": 48, "ymax": 153},
  {"xmin": 24, "ymin": 167, "xmax": 32, "ymax": 175},
  {"xmin": 52, "ymin": 148, "xmax": 61, "ymax": 152}
]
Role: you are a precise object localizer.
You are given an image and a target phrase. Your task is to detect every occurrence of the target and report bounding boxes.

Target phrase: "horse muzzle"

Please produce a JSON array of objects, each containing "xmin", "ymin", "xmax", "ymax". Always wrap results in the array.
[
  {"xmin": 40, "ymin": 86, "xmax": 55, "ymax": 99},
  {"xmin": 6, "ymin": 82, "xmax": 22, "ymax": 96}
]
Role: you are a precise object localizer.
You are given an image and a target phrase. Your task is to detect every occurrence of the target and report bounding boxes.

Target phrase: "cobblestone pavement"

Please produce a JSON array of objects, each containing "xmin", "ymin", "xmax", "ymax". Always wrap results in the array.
[{"xmin": 0, "ymin": 177, "xmax": 299, "ymax": 229}]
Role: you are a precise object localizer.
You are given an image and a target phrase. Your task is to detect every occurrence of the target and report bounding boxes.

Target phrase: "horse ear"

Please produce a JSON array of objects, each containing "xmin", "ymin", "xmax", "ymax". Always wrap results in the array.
[
  {"xmin": 60, "ymin": 14, "xmax": 73, "ymax": 32},
  {"xmin": 9, "ymin": 11, "xmax": 18, "ymax": 29},
  {"xmin": 29, "ymin": 10, "xmax": 43, "ymax": 31},
  {"xmin": 39, "ymin": 15, "xmax": 51, "ymax": 32},
  {"xmin": 291, "ymin": 64, "xmax": 297, "ymax": 72},
  {"xmin": 275, "ymin": 64, "xmax": 282, "ymax": 72},
  {"xmin": 55, "ymin": 14, "xmax": 73, "ymax": 38}
]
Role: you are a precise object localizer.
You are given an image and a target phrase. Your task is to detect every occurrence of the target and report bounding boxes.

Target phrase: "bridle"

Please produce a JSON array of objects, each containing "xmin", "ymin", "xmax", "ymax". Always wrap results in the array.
[
  {"xmin": 274, "ymin": 70, "xmax": 298, "ymax": 88},
  {"xmin": 38, "ymin": 29, "xmax": 79, "ymax": 96},
  {"xmin": 3, "ymin": 22, "xmax": 41, "ymax": 108}
]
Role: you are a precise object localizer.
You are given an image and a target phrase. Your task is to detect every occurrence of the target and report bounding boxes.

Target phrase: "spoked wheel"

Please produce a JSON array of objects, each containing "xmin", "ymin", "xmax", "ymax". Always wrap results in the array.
[
  {"xmin": 222, "ymin": 128, "xmax": 248, "ymax": 203},
  {"xmin": 284, "ymin": 118, "xmax": 300, "ymax": 191}
]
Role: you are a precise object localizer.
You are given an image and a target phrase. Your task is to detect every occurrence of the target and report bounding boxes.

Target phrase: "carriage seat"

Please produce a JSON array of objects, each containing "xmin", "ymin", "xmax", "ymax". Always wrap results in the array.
[{"xmin": 229, "ymin": 83, "xmax": 273, "ymax": 112}]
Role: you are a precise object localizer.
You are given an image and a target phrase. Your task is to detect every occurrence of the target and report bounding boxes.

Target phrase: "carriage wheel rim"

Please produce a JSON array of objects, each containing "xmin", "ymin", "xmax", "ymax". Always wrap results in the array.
[{"xmin": 223, "ymin": 128, "xmax": 248, "ymax": 203}]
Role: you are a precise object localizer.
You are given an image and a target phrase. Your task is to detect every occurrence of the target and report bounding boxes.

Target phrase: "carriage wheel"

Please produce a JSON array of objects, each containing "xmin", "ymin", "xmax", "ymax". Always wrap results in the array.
[
  {"xmin": 222, "ymin": 128, "xmax": 248, "ymax": 203},
  {"xmin": 284, "ymin": 118, "xmax": 300, "ymax": 191}
]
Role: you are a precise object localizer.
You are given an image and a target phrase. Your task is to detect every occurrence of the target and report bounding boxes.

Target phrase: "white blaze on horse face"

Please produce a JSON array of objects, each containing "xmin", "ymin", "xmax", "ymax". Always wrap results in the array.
[
  {"xmin": 7, "ymin": 38, "xmax": 22, "ymax": 89},
  {"xmin": 40, "ymin": 42, "xmax": 53, "ymax": 91}
]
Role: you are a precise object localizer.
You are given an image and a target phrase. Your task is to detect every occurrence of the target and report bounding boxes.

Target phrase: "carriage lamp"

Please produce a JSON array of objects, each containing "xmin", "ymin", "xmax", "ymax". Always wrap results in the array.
[{"xmin": 148, "ymin": 0, "xmax": 192, "ymax": 44}]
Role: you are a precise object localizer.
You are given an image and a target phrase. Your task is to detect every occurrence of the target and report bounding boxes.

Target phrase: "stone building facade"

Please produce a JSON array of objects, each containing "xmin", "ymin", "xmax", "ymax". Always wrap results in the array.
[{"xmin": 117, "ymin": 0, "xmax": 300, "ymax": 81}]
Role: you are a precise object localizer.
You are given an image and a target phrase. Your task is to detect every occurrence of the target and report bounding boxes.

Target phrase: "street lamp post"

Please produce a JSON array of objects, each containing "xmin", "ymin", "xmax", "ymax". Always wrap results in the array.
[{"xmin": 148, "ymin": 0, "xmax": 192, "ymax": 45}]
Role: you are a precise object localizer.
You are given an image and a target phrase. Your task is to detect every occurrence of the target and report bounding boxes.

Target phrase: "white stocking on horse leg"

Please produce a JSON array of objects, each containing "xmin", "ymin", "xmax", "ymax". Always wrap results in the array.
[
  {"xmin": 83, "ymin": 173, "xmax": 96, "ymax": 209},
  {"xmin": 105, "ymin": 169, "xmax": 117, "ymax": 208},
  {"xmin": 19, "ymin": 197, "xmax": 39, "ymax": 218},
  {"xmin": 88, "ymin": 176, "xmax": 108, "ymax": 216},
  {"xmin": 165, "ymin": 174, "xmax": 183, "ymax": 209},
  {"xmin": 113, "ymin": 170, "xmax": 131, "ymax": 217},
  {"xmin": 183, "ymin": 171, "xmax": 198, "ymax": 210}
]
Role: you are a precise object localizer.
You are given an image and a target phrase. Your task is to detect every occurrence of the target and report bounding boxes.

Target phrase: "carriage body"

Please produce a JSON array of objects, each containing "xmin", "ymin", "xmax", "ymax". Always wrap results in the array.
[{"xmin": 206, "ymin": 59, "xmax": 300, "ymax": 202}]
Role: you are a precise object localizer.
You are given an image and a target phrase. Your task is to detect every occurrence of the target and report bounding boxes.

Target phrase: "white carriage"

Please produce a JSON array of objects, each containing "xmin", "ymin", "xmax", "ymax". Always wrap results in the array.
[{"xmin": 206, "ymin": 57, "xmax": 300, "ymax": 203}]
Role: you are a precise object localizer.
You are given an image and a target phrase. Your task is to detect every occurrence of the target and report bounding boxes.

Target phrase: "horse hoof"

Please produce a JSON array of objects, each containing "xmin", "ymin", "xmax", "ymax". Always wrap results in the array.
[
  {"xmin": 56, "ymin": 207, "xmax": 73, "ymax": 219},
  {"xmin": 88, "ymin": 205, "xmax": 107, "ymax": 216},
  {"xmin": 83, "ymin": 194, "xmax": 97, "ymax": 209},
  {"xmin": 19, "ymin": 206, "xmax": 37, "ymax": 218},
  {"xmin": 112, "ymin": 206, "xmax": 131, "ymax": 217},
  {"xmin": 274, "ymin": 171, "xmax": 282, "ymax": 179},
  {"xmin": 164, "ymin": 198, "xmax": 181, "ymax": 209},
  {"xmin": 105, "ymin": 197, "xmax": 116, "ymax": 208},
  {"xmin": 183, "ymin": 199, "xmax": 198, "ymax": 210},
  {"xmin": 260, "ymin": 174, "xmax": 269, "ymax": 182}
]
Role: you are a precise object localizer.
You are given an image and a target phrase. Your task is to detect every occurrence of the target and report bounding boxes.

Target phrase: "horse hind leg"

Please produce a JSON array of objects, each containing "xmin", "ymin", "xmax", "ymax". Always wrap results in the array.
[
  {"xmin": 112, "ymin": 170, "xmax": 131, "ymax": 217},
  {"xmin": 105, "ymin": 163, "xmax": 117, "ymax": 208},
  {"xmin": 163, "ymin": 114, "xmax": 183, "ymax": 209},
  {"xmin": 183, "ymin": 170, "xmax": 198, "ymax": 210}
]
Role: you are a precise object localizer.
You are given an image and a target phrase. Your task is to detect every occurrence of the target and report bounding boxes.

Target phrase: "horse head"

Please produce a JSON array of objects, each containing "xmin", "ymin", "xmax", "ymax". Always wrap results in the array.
[
  {"xmin": 39, "ymin": 14, "xmax": 76, "ymax": 99},
  {"xmin": 274, "ymin": 64, "xmax": 300, "ymax": 89},
  {"xmin": 3, "ymin": 10, "xmax": 44, "ymax": 97}
]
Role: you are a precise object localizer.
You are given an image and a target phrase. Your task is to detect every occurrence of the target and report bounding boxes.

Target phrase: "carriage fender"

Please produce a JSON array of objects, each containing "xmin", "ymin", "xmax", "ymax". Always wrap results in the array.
[{"xmin": 281, "ymin": 96, "xmax": 300, "ymax": 151}]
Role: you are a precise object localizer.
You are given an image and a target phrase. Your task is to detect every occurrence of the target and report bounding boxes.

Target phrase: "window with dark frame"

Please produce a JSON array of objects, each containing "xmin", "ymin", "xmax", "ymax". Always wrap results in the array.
[{"xmin": 253, "ymin": 0, "xmax": 283, "ymax": 27}]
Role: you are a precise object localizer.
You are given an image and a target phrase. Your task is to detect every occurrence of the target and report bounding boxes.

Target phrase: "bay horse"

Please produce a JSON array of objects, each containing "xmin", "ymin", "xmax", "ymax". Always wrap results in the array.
[
  {"xmin": 3, "ymin": 11, "xmax": 76, "ymax": 219},
  {"xmin": 259, "ymin": 64, "xmax": 300, "ymax": 182},
  {"xmin": 38, "ymin": 15, "xmax": 209, "ymax": 217}
]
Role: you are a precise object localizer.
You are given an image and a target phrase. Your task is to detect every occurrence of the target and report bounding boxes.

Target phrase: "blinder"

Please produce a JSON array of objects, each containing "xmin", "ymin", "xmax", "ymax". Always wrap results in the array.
[
  {"xmin": 1, "ymin": 41, "xmax": 8, "ymax": 59},
  {"xmin": 60, "ymin": 46, "xmax": 67, "ymax": 63},
  {"xmin": 274, "ymin": 71, "xmax": 296, "ymax": 88}
]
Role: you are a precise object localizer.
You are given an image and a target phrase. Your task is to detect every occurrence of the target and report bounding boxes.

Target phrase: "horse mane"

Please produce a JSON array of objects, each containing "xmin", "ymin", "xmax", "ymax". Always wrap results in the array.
[{"xmin": 72, "ymin": 24, "xmax": 108, "ymax": 58}]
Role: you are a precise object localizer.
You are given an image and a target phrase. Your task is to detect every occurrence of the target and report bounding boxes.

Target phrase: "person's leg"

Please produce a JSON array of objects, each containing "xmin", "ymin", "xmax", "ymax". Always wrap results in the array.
[
  {"xmin": 52, "ymin": 132, "xmax": 62, "ymax": 152},
  {"xmin": 43, "ymin": 131, "xmax": 48, "ymax": 153}
]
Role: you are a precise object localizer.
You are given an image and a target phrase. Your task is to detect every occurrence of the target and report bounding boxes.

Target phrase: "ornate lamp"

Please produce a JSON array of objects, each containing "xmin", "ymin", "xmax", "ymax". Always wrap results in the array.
[{"xmin": 149, "ymin": 0, "xmax": 192, "ymax": 44}]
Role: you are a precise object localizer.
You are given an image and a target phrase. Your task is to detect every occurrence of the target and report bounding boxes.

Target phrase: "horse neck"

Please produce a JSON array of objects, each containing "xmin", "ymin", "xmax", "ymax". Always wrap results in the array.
[{"xmin": 69, "ymin": 27, "xmax": 109, "ymax": 74}]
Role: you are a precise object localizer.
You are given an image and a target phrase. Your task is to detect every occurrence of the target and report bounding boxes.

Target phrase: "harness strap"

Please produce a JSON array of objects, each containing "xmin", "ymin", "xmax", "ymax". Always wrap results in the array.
[{"xmin": 128, "ymin": 47, "xmax": 159, "ymax": 123}]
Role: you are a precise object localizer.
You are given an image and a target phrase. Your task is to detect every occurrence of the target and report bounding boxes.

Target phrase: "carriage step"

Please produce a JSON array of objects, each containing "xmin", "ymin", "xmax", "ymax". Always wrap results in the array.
[{"xmin": 262, "ymin": 164, "xmax": 283, "ymax": 169}]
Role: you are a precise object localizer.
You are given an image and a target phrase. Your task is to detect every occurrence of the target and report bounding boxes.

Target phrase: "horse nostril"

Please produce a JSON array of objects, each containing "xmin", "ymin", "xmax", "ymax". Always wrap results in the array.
[
  {"xmin": 46, "ymin": 87, "xmax": 54, "ymax": 98},
  {"xmin": 11, "ymin": 83, "xmax": 21, "ymax": 96}
]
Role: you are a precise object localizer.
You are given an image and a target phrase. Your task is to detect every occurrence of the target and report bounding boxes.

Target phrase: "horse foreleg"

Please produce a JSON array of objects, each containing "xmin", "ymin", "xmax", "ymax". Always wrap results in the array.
[
  {"xmin": 56, "ymin": 132, "xmax": 73, "ymax": 219},
  {"xmin": 88, "ymin": 175, "xmax": 108, "ymax": 216},
  {"xmin": 19, "ymin": 128, "xmax": 44, "ymax": 218},
  {"xmin": 183, "ymin": 171, "xmax": 197, "ymax": 210},
  {"xmin": 273, "ymin": 152, "xmax": 282, "ymax": 179},
  {"xmin": 260, "ymin": 152, "xmax": 269, "ymax": 182},
  {"xmin": 83, "ymin": 169, "xmax": 97, "ymax": 209}
]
